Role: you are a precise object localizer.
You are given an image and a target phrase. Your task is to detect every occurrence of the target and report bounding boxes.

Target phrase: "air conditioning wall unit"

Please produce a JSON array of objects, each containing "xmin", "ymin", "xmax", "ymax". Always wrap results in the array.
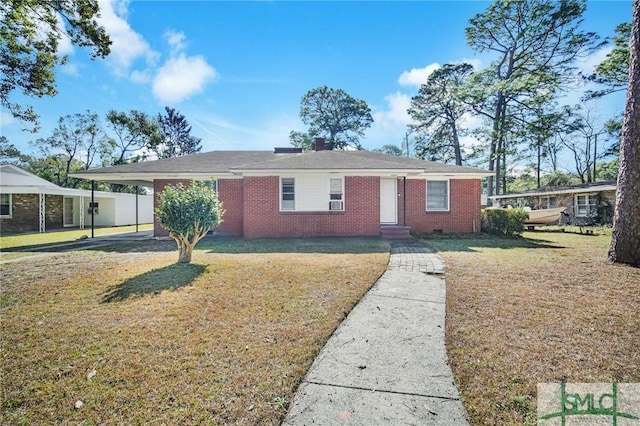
[{"xmin": 329, "ymin": 201, "xmax": 344, "ymax": 211}]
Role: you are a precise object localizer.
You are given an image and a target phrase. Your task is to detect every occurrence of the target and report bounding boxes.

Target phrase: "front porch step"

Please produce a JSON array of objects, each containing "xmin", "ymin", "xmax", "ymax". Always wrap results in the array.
[{"xmin": 380, "ymin": 225, "xmax": 412, "ymax": 241}]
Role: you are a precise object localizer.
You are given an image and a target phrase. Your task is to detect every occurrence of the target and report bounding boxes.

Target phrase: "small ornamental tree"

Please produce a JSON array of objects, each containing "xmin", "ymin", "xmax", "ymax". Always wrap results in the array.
[{"xmin": 155, "ymin": 181, "xmax": 224, "ymax": 263}]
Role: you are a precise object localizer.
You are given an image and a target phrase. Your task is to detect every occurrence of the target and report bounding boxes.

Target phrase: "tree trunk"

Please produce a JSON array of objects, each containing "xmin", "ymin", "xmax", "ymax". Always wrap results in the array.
[
  {"xmin": 609, "ymin": 0, "xmax": 640, "ymax": 267},
  {"xmin": 494, "ymin": 96, "xmax": 508, "ymax": 196},
  {"xmin": 171, "ymin": 234, "xmax": 194, "ymax": 263},
  {"xmin": 501, "ymin": 149, "xmax": 507, "ymax": 195},
  {"xmin": 449, "ymin": 120, "xmax": 463, "ymax": 166},
  {"xmin": 178, "ymin": 243, "xmax": 193, "ymax": 263},
  {"xmin": 487, "ymin": 93, "xmax": 506, "ymax": 200}
]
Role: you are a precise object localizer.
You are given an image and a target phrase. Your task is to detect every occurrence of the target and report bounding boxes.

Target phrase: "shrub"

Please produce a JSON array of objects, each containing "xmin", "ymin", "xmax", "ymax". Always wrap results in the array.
[
  {"xmin": 481, "ymin": 208, "xmax": 527, "ymax": 237},
  {"xmin": 155, "ymin": 181, "xmax": 224, "ymax": 263}
]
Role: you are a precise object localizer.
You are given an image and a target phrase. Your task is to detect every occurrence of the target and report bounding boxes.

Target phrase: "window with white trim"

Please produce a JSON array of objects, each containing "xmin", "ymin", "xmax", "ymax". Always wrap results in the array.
[
  {"xmin": 329, "ymin": 178, "xmax": 344, "ymax": 211},
  {"xmin": 575, "ymin": 194, "xmax": 597, "ymax": 217},
  {"xmin": 281, "ymin": 178, "xmax": 295, "ymax": 210},
  {"xmin": 426, "ymin": 180, "xmax": 449, "ymax": 211},
  {"xmin": 0, "ymin": 193, "xmax": 11, "ymax": 217},
  {"xmin": 541, "ymin": 196, "xmax": 556, "ymax": 209}
]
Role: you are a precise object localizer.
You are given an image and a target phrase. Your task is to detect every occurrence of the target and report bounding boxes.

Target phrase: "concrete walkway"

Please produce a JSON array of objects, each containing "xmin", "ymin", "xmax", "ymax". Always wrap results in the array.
[{"xmin": 283, "ymin": 241, "xmax": 468, "ymax": 425}]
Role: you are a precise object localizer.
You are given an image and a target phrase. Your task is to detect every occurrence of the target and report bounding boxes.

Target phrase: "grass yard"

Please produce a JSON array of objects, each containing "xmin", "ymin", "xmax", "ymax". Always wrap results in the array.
[
  {"xmin": 0, "ymin": 224, "xmax": 154, "ymax": 261},
  {"xmin": 1, "ymin": 236, "xmax": 389, "ymax": 425},
  {"xmin": 419, "ymin": 230, "xmax": 640, "ymax": 425}
]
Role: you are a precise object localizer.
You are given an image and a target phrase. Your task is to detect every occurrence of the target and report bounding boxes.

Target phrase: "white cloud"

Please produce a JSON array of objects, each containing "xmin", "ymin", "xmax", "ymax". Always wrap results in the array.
[
  {"xmin": 361, "ymin": 92, "xmax": 414, "ymax": 151},
  {"xmin": 577, "ymin": 46, "xmax": 613, "ymax": 76},
  {"xmin": 365, "ymin": 58, "xmax": 488, "ymax": 152},
  {"xmin": 373, "ymin": 92, "xmax": 413, "ymax": 128},
  {"xmin": 459, "ymin": 112, "xmax": 483, "ymax": 129},
  {"xmin": 29, "ymin": 7, "xmax": 73, "ymax": 55},
  {"xmin": 61, "ymin": 63, "xmax": 79, "ymax": 76},
  {"xmin": 130, "ymin": 69, "xmax": 150, "ymax": 84},
  {"xmin": 55, "ymin": 13, "xmax": 74, "ymax": 56},
  {"xmin": 398, "ymin": 59, "xmax": 482, "ymax": 88},
  {"xmin": 1, "ymin": 111, "xmax": 14, "ymax": 127},
  {"xmin": 398, "ymin": 63, "xmax": 441, "ymax": 87},
  {"xmin": 88, "ymin": 2, "xmax": 216, "ymax": 104},
  {"xmin": 458, "ymin": 57, "xmax": 482, "ymax": 70},
  {"xmin": 110, "ymin": 0, "xmax": 131, "ymax": 18},
  {"xmin": 458, "ymin": 113, "xmax": 486, "ymax": 149},
  {"xmin": 151, "ymin": 28, "xmax": 217, "ymax": 104},
  {"xmin": 97, "ymin": 0, "xmax": 158, "ymax": 75},
  {"xmin": 165, "ymin": 30, "xmax": 187, "ymax": 52},
  {"xmin": 152, "ymin": 54, "xmax": 217, "ymax": 104}
]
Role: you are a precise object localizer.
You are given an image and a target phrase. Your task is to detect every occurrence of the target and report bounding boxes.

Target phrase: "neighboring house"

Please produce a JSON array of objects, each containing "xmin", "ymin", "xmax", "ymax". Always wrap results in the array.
[
  {"xmin": 0, "ymin": 164, "xmax": 154, "ymax": 233},
  {"xmin": 72, "ymin": 139, "xmax": 493, "ymax": 239},
  {"xmin": 489, "ymin": 180, "xmax": 617, "ymax": 225}
]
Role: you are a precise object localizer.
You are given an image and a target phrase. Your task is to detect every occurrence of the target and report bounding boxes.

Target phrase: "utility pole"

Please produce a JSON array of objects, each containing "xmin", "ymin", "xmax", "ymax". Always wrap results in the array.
[
  {"xmin": 404, "ymin": 130, "xmax": 414, "ymax": 158},
  {"xmin": 593, "ymin": 132, "xmax": 598, "ymax": 182}
]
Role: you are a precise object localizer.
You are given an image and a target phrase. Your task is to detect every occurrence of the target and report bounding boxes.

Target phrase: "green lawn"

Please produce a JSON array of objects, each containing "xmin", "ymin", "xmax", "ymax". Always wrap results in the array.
[
  {"xmin": 417, "ymin": 230, "xmax": 640, "ymax": 425},
  {"xmin": 1, "ymin": 236, "xmax": 389, "ymax": 425}
]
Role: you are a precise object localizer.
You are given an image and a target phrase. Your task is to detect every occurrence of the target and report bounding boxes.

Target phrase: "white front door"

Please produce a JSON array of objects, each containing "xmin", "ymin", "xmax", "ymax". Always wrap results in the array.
[
  {"xmin": 380, "ymin": 178, "xmax": 397, "ymax": 224},
  {"xmin": 63, "ymin": 197, "xmax": 74, "ymax": 227}
]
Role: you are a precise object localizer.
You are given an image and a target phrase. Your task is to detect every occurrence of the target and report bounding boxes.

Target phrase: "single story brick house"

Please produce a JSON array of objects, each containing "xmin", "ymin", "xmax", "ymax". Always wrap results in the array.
[
  {"xmin": 72, "ymin": 140, "xmax": 492, "ymax": 239},
  {"xmin": 488, "ymin": 180, "xmax": 617, "ymax": 225},
  {"xmin": 0, "ymin": 164, "xmax": 154, "ymax": 233}
]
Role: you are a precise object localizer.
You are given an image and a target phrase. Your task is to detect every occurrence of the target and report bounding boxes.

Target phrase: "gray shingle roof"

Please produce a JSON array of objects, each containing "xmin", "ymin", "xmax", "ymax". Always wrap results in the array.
[
  {"xmin": 75, "ymin": 151, "xmax": 289, "ymax": 175},
  {"xmin": 72, "ymin": 149, "xmax": 491, "ymax": 184},
  {"xmin": 1, "ymin": 164, "xmax": 61, "ymax": 188},
  {"xmin": 232, "ymin": 150, "xmax": 487, "ymax": 174}
]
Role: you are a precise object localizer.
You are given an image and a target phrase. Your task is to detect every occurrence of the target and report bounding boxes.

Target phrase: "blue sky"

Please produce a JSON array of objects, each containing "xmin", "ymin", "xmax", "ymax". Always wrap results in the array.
[{"xmin": 0, "ymin": 0, "xmax": 633, "ymax": 163}]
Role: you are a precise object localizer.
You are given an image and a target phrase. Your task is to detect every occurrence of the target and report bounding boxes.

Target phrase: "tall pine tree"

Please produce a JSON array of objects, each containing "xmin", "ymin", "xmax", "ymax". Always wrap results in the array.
[
  {"xmin": 609, "ymin": 1, "xmax": 640, "ymax": 267},
  {"xmin": 465, "ymin": 0, "xmax": 600, "ymax": 197}
]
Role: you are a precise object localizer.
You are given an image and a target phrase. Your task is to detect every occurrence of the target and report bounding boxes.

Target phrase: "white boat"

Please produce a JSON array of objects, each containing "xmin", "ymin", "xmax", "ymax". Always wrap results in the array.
[{"xmin": 524, "ymin": 207, "xmax": 566, "ymax": 225}]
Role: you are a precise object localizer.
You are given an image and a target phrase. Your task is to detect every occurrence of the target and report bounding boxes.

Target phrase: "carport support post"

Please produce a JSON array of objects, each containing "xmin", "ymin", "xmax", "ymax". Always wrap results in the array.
[
  {"xmin": 91, "ymin": 180, "xmax": 95, "ymax": 238},
  {"xmin": 135, "ymin": 186, "xmax": 139, "ymax": 232}
]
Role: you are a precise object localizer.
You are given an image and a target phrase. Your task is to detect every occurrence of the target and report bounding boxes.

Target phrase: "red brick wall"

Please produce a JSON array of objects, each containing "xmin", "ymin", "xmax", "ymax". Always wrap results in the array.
[
  {"xmin": 216, "ymin": 179, "xmax": 243, "ymax": 236},
  {"xmin": 0, "ymin": 193, "xmax": 63, "ymax": 233},
  {"xmin": 405, "ymin": 179, "xmax": 482, "ymax": 234},
  {"xmin": 242, "ymin": 176, "xmax": 380, "ymax": 239},
  {"xmin": 153, "ymin": 179, "xmax": 193, "ymax": 237},
  {"xmin": 150, "ymin": 176, "xmax": 482, "ymax": 238}
]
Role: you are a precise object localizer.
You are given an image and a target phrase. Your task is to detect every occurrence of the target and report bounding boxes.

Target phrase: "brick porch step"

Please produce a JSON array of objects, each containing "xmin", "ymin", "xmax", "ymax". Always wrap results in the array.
[{"xmin": 380, "ymin": 225, "xmax": 412, "ymax": 241}]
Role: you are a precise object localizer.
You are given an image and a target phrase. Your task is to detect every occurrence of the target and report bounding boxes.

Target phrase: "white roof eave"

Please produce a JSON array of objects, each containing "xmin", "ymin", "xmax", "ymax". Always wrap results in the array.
[
  {"xmin": 489, "ymin": 184, "xmax": 617, "ymax": 199},
  {"xmin": 415, "ymin": 172, "xmax": 494, "ymax": 179},
  {"xmin": 70, "ymin": 172, "xmax": 239, "ymax": 183},
  {"xmin": 233, "ymin": 168, "xmax": 425, "ymax": 175}
]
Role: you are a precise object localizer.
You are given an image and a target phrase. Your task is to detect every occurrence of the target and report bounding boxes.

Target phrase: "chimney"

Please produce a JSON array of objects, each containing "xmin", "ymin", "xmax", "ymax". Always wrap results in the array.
[{"xmin": 315, "ymin": 137, "xmax": 326, "ymax": 151}]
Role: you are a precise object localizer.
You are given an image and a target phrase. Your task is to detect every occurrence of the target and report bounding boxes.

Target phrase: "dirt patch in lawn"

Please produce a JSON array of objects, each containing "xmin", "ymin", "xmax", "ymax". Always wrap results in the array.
[
  {"xmin": 420, "ymin": 231, "xmax": 640, "ymax": 425},
  {"xmin": 1, "ymin": 237, "xmax": 389, "ymax": 425}
]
